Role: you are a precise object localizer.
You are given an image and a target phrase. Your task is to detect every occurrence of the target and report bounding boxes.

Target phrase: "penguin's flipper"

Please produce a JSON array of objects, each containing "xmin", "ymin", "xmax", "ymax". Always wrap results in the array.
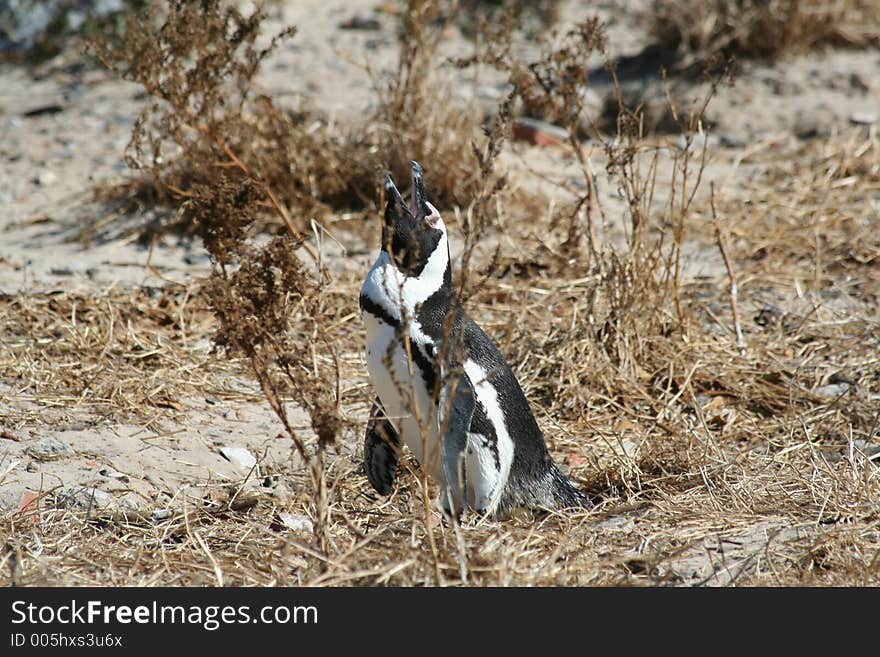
[
  {"xmin": 439, "ymin": 371, "xmax": 475, "ymax": 516},
  {"xmin": 364, "ymin": 398, "xmax": 401, "ymax": 496}
]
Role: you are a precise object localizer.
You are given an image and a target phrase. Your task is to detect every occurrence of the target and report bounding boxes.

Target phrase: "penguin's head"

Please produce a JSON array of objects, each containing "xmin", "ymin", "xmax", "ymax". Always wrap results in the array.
[{"xmin": 382, "ymin": 160, "xmax": 447, "ymax": 277}]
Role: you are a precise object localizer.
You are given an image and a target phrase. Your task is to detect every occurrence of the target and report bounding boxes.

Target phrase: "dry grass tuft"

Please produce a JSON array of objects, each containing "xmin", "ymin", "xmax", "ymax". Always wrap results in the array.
[
  {"xmin": 4, "ymin": 420, "xmax": 878, "ymax": 585},
  {"xmin": 646, "ymin": 0, "xmax": 880, "ymax": 68},
  {"xmin": 358, "ymin": 0, "xmax": 495, "ymax": 211},
  {"xmin": 715, "ymin": 133, "xmax": 880, "ymax": 289},
  {"xmin": 0, "ymin": 285, "xmax": 237, "ymax": 427},
  {"xmin": 86, "ymin": 0, "xmax": 499, "ymax": 236}
]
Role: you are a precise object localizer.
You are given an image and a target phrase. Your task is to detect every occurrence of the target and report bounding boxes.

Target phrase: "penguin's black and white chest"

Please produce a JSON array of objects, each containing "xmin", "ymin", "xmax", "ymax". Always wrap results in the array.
[
  {"xmin": 360, "ymin": 247, "xmax": 518, "ymax": 514},
  {"xmin": 359, "ymin": 245, "xmax": 446, "ymax": 473}
]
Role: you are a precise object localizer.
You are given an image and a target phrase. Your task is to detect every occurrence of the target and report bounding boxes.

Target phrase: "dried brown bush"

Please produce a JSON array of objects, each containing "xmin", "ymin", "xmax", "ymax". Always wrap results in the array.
[
  {"xmin": 465, "ymin": 17, "xmax": 728, "ymax": 406},
  {"xmin": 86, "ymin": 1, "xmax": 361, "ymax": 545},
  {"xmin": 348, "ymin": 0, "xmax": 500, "ymax": 212},
  {"xmin": 87, "ymin": 1, "xmax": 321, "ymax": 224},
  {"xmin": 87, "ymin": 0, "xmax": 498, "ymax": 235},
  {"xmin": 646, "ymin": 0, "xmax": 880, "ymax": 68}
]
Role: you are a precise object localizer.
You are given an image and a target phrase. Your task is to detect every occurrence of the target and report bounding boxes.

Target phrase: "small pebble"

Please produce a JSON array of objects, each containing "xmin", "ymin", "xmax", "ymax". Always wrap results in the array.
[
  {"xmin": 98, "ymin": 467, "xmax": 130, "ymax": 482},
  {"xmin": 26, "ymin": 437, "xmax": 72, "ymax": 461},
  {"xmin": 339, "ymin": 15, "xmax": 381, "ymax": 30},
  {"xmin": 512, "ymin": 117, "xmax": 568, "ymax": 147},
  {"xmin": 151, "ymin": 508, "xmax": 172, "ymax": 522},
  {"xmin": 850, "ymin": 111, "xmax": 878, "ymax": 125},
  {"xmin": 32, "ymin": 170, "xmax": 57, "ymax": 187},
  {"xmin": 814, "ymin": 383, "xmax": 850, "ymax": 399},
  {"xmin": 279, "ymin": 512, "xmax": 313, "ymax": 533}
]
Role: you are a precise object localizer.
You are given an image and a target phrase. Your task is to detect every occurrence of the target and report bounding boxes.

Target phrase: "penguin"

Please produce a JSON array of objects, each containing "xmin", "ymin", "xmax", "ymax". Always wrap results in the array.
[{"xmin": 359, "ymin": 160, "xmax": 592, "ymax": 518}]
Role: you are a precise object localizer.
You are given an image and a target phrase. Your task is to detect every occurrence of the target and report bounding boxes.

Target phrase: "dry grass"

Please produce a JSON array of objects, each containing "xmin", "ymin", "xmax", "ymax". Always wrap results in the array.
[
  {"xmin": 716, "ymin": 133, "xmax": 880, "ymax": 286},
  {"xmin": 0, "ymin": 285, "xmax": 246, "ymax": 429},
  {"xmin": 5, "ymin": 126, "xmax": 879, "ymax": 585},
  {"xmin": 645, "ymin": 0, "xmax": 880, "ymax": 69},
  {"xmin": 3, "ymin": 2, "xmax": 880, "ymax": 586},
  {"xmin": 3, "ymin": 412, "xmax": 878, "ymax": 585}
]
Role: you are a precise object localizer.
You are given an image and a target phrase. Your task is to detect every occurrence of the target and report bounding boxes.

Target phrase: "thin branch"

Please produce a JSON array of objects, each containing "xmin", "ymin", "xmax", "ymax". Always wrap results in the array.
[{"xmin": 710, "ymin": 182, "xmax": 746, "ymax": 355}]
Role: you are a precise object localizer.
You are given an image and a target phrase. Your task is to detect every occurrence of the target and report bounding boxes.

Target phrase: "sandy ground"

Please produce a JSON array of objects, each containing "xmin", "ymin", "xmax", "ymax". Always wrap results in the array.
[{"xmin": 1, "ymin": 0, "xmax": 878, "ymax": 585}]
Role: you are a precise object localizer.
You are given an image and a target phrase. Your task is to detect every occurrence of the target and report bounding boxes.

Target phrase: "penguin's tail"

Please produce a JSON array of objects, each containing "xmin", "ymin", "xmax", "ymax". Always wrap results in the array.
[
  {"xmin": 549, "ymin": 462, "xmax": 594, "ymax": 510},
  {"xmin": 498, "ymin": 460, "xmax": 595, "ymax": 516}
]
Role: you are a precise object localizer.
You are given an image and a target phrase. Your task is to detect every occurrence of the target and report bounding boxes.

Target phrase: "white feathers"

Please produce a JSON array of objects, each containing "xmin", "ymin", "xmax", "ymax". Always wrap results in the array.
[
  {"xmin": 463, "ymin": 359, "xmax": 515, "ymax": 513},
  {"xmin": 362, "ymin": 310, "xmax": 441, "ymax": 473}
]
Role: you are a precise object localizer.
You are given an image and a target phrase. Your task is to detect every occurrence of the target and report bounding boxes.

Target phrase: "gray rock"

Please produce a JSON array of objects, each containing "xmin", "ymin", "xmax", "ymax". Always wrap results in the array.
[
  {"xmin": 25, "ymin": 436, "xmax": 72, "ymax": 461},
  {"xmin": 831, "ymin": 440, "xmax": 880, "ymax": 465},
  {"xmin": 52, "ymin": 486, "xmax": 150, "ymax": 517},
  {"xmin": 720, "ymin": 133, "xmax": 748, "ymax": 148},
  {"xmin": 338, "ymin": 15, "xmax": 381, "ymax": 30},
  {"xmin": 694, "ymin": 393, "xmax": 713, "ymax": 408},
  {"xmin": 0, "ymin": 1, "xmax": 51, "ymax": 50},
  {"xmin": 814, "ymin": 383, "xmax": 850, "ymax": 399},
  {"xmin": 852, "ymin": 440, "xmax": 880, "ymax": 462},
  {"xmin": 279, "ymin": 511, "xmax": 313, "ymax": 533},
  {"xmin": 151, "ymin": 508, "xmax": 172, "ymax": 522},
  {"xmin": 0, "ymin": 488, "xmax": 22, "ymax": 512},
  {"xmin": 621, "ymin": 440, "xmax": 639, "ymax": 458},
  {"xmin": 53, "ymin": 486, "xmax": 113, "ymax": 511}
]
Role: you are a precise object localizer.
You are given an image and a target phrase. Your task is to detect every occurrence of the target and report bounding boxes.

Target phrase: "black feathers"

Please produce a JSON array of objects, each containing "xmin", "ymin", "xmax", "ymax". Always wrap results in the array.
[{"xmin": 363, "ymin": 399, "xmax": 401, "ymax": 496}]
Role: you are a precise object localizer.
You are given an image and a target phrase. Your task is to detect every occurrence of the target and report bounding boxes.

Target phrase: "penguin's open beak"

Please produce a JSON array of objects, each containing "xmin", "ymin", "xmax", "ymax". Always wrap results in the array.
[
  {"xmin": 410, "ymin": 160, "xmax": 433, "ymax": 223},
  {"xmin": 383, "ymin": 173, "xmax": 409, "ymax": 226}
]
